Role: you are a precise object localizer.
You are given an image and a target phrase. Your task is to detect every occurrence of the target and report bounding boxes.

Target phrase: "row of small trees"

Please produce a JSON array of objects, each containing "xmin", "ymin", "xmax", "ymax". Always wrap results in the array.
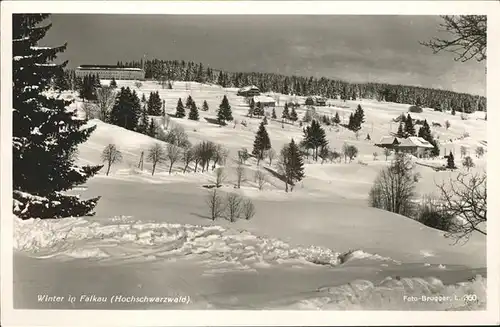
[
  {"xmin": 207, "ymin": 189, "xmax": 255, "ymax": 222},
  {"xmin": 174, "ymin": 95, "xmax": 210, "ymax": 120}
]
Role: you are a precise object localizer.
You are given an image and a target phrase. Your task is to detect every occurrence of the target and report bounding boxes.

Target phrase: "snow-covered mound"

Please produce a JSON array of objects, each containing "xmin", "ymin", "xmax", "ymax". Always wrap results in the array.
[
  {"xmin": 281, "ymin": 274, "xmax": 486, "ymax": 310},
  {"xmin": 14, "ymin": 215, "xmax": 397, "ymax": 269}
]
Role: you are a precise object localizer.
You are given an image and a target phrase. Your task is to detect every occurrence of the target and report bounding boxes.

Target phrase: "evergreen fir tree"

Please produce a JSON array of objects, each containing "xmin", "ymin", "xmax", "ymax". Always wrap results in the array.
[
  {"xmin": 252, "ymin": 122, "xmax": 272, "ymax": 164},
  {"xmin": 405, "ymin": 114, "xmax": 416, "ymax": 136},
  {"xmin": 110, "ymin": 77, "xmax": 117, "ymax": 88},
  {"xmin": 147, "ymin": 119, "xmax": 157, "ymax": 137},
  {"xmin": 147, "ymin": 91, "xmax": 162, "ymax": 115},
  {"xmin": 188, "ymin": 100, "xmax": 200, "ymax": 121},
  {"xmin": 175, "ymin": 98, "xmax": 186, "ymax": 118},
  {"xmin": 263, "ymin": 116, "xmax": 268, "ymax": 125},
  {"xmin": 13, "ymin": 14, "xmax": 102, "ymax": 219},
  {"xmin": 446, "ymin": 152, "xmax": 456, "ymax": 169},
  {"xmin": 141, "ymin": 93, "xmax": 146, "ymax": 103},
  {"xmin": 137, "ymin": 104, "xmax": 149, "ymax": 134},
  {"xmin": 303, "ymin": 120, "xmax": 328, "ymax": 161},
  {"xmin": 348, "ymin": 113, "xmax": 355, "ymax": 130},
  {"xmin": 451, "ymin": 108, "xmax": 456, "ymax": 115},
  {"xmin": 217, "ymin": 95, "xmax": 233, "ymax": 125},
  {"xmin": 109, "ymin": 87, "xmax": 140, "ymax": 130},
  {"xmin": 248, "ymin": 98, "xmax": 255, "ymax": 117},
  {"xmin": 186, "ymin": 95, "xmax": 194, "ymax": 109},
  {"xmin": 282, "ymin": 103, "xmax": 290, "ymax": 120},
  {"xmin": 333, "ymin": 112, "xmax": 341, "ymax": 125},
  {"xmin": 202, "ymin": 100, "xmax": 209, "ymax": 111},
  {"xmin": 290, "ymin": 107, "xmax": 298, "ymax": 122},
  {"xmin": 281, "ymin": 139, "xmax": 305, "ymax": 192},
  {"xmin": 397, "ymin": 122, "xmax": 405, "ymax": 138},
  {"xmin": 272, "ymin": 107, "xmax": 277, "ymax": 119}
]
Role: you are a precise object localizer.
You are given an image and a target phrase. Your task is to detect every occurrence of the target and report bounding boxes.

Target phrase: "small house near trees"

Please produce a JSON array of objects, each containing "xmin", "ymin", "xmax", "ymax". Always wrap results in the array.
[
  {"xmin": 253, "ymin": 95, "xmax": 276, "ymax": 108},
  {"xmin": 237, "ymin": 85, "xmax": 260, "ymax": 97},
  {"xmin": 376, "ymin": 136, "xmax": 434, "ymax": 158}
]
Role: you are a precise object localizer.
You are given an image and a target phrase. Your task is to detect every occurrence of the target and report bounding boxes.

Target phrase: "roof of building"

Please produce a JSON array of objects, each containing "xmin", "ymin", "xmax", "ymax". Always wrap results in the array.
[
  {"xmin": 378, "ymin": 136, "xmax": 433, "ymax": 148},
  {"xmin": 403, "ymin": 137, "xmax": 434, "ymax": 148},
  {"xmin": 238, "ymin": 85, "xmax": 260, "ymax": 92},
  {"xmin": 77, "ymin": 65, "xmax": 144, "ymax": 72},
  {"xmin": 253, "ymin": 95, "xmax": 276, "ymax": 103},
  {"xmin": 378, "ymin": 136, "xmax": 399, "ymax": 145}
]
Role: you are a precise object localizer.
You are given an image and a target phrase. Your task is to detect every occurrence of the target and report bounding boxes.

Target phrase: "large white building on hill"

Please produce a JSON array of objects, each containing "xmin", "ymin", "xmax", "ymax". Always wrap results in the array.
[{"xmin": 75, "ymin": 65, "xmax": 145, "ymax": 80}]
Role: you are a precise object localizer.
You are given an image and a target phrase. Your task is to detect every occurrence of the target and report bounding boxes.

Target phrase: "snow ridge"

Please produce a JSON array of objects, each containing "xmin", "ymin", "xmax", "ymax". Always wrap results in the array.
[{"xmin": 14, "ymin": 215, "xmax": 396, "ymax": 268}]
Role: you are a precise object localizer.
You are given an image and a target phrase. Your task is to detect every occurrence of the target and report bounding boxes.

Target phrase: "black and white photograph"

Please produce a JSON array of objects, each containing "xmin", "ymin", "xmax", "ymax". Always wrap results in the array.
[{"xmin": 1, "ymin": 1, "xmax": 499, "ymax": 326}]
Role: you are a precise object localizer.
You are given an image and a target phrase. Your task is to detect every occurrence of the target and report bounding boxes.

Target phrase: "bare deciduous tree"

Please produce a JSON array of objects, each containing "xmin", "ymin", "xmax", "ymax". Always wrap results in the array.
[
  {"xmin": 460, "ymin": 145, "xmax": 468, "ymax": 158},
  {"xmin": 96, "ymin": 86, "xmax": 116, "ymax": 121},
  {"xmin": 235, "ymin": 164, "xmax": 245, "ymax": 189},
  {"xmin": 373, "ymin": 152, "xmax": 378, "ymax": 161},
  {"xmin": 254, "ymin": 169, "xmax": 267, "ymax": 191},
  {"xmin": 242, "ymin": 199, "xmax": 256, "ymax": 220},
  {"xmin": 82, "ymin": 101, "xmax": 97, "ymax": 120},
  {"xmin": 436, "ymin": 172, "xmax": 486, "ymax": 243},
  {"xmin": 421, "ymin": 15, "xmax": 486, "ymax": 63},
  {"xmin": 157, "ymin": 124, "xmax": 190, "ymax": 148},
  {"xmin": 101, "ymin": 144, "xmax": 122, "ymax": 176},
  {"xmin": 212, "ymin": 144, "xmax": 229, "ymax": 171},
  {"xmin": 182, "ymin": 146, "xmax": 195, "ymax": 173},
  {"xmin": 206, "ymin": 189, "xmax": 225, "ymax": 221},
  {"xmin": 267, "ymin": 148, "xmax": 276, "ymax": 166},
  {"xmin": 215, "ymin": 167, "xmax": 226, "ymax": 188},
  {"xmin": 225, "ymin": 193, "xmax": 242, "ymax": 222},
  {"xmin": 165, "ymin": 144, "xmax": 181, "ymax": 174},
  {"xmin": 383, "ymin": 148, "xmax": 392, "ymax": 161},
  {"xmin": 369, "ymin": 153, "xmax": 418, "ymax": 217},
  {"xmin": 147, "ymin": 143, "xmax": 165, "ymax": 176}
]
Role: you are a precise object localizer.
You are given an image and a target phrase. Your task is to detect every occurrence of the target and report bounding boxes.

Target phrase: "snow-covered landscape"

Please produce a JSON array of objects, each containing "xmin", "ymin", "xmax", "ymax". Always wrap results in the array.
[
  {"xmin": 6, "ymin": 12, "xmax": 493, "ymax": 325},
  {"xmin": 13, "ymin": 79, "xmax": 487, "ymax": 310}
]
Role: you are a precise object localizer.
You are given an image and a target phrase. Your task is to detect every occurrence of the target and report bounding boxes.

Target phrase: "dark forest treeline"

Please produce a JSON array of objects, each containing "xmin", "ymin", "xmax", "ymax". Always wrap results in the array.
[{"xmin": 83, "ymin": 58, "xmax": 487, "ymax": 113}]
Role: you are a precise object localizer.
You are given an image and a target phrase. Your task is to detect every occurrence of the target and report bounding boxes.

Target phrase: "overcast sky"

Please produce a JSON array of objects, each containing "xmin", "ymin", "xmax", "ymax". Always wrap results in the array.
[{"xmin": 42, "ymin": 14, "xmax": 486, "ymax": 95}]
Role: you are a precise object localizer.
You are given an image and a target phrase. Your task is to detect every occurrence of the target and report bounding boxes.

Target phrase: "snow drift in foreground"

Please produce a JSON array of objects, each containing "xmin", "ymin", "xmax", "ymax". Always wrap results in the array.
[
  {"xmin": 281, "ymin": 274, "xmax": 486, "ymax": 310},
  {"xmin": 14, "ymin": 215, "xmax": 397, "ymax": 268},
  {"xmin": 14, "ymin": 215, "xmax": 486, "ymax": 310}
]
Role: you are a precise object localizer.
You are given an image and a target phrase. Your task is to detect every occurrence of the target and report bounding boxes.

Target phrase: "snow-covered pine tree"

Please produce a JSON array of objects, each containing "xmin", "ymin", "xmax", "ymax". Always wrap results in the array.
[
  {"xmin": 186, "ymin": 95, "xmax": 194, "ymax": 109},
  {"xmin": 217, "ymin": 95, "xmax": 233, "ymax": 125},
  {"xmin": 189, "ymin": 100, "xmax": 200, "ymax": 121},
  {"xmin": 252, "ymin": 122, "xmax": 271, "ymax": 164},
  {"xmin": 302, "ymin": 120, "xmax": 328, "ymax": 161},
  {"xmin": 397, "ymin": 121, "xmax": 405, "ymax": 138},
  {"xmin": 13, "ymin": 14, "xmax": 103, "ymax": 219},
  {"xmin": 279, "ymin": 139, "xmax": 305, "ymax": 192},
  {"xmin": 109, "ymin": 87, "xmax": 140, "ymax": 130},
  {"xmin": 175, "ymin": 98, "xmax": 186, "ymax": 118},
  {"xmin": 405, "ymin": 113, "xmax": 416, "ymax": 136},
  {"xmin": 110, "ymin": 77, "xmax": 117, "ymax": 88},
  {"xmin": 202, "ymin": 100, "xmax": 209, "ymax": 111},
  {"xmin": 282, "ymin": 103, "xmax": 290, "ymax": 121},
  {"xmin": 290, "ymin": 107, "xmax": 298, "ymax": 122},
  {"xmin": 333, "ymin": 112, "xmax": 341, "ymax": 125},
  {"xmin": 447, "ymin": 152, "xmax": 456, "ymax": 169},
  {"xmin": 137, "ymin": 103, "xmax": 149, "ymax": 134},
  {"xmin": 147, "ymin": 119, "xmax": 157, "ymax": 137}
]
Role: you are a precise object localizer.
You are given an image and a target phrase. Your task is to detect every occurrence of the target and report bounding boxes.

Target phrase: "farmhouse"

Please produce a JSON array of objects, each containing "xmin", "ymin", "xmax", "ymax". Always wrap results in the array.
[
  {"xmin": 237, "ymin": 85, "xmax": 260, "ymax": 97},
  {"xmin": 253, "ymin": 95, "xmax": 276, "ymax": 108},
  {"xmin": 376, "ymin": 136, "xmax": 434, "ymax": 157},
  {"xmin": 313, "ymin": 96, "xmax": 327, "ymax": 106},
  {"xmin": 75, "ymin": 65, "xmax": 145, "ymax": 80}
]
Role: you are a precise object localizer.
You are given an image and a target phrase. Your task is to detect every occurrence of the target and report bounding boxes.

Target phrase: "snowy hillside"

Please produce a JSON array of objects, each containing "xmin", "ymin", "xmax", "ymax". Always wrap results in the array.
[{"xmin": 14, "ymin": 79, "xmax": 487, "ymax": 310}]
